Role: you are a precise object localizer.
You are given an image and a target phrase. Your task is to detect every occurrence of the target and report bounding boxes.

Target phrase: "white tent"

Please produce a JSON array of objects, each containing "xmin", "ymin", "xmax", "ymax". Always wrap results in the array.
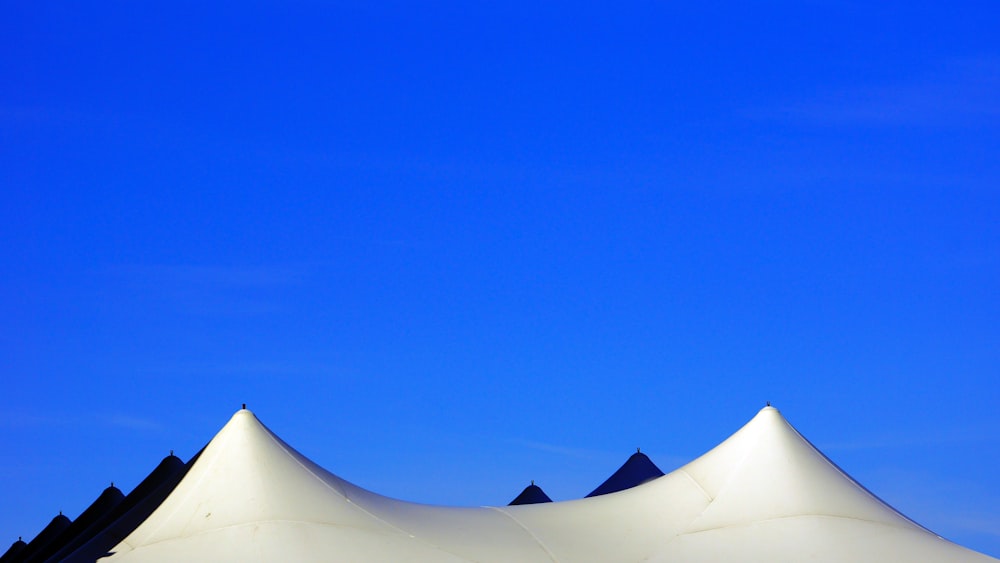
[{"xmin": 103, "ymin": 407, "xmax": 997, "ymax": 562}]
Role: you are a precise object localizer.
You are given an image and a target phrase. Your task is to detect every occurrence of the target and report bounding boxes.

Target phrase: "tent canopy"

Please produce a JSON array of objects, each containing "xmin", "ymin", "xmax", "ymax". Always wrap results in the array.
[{"xmin": 103, "ymin": 407, "xmax": 997, "ymax": 563}]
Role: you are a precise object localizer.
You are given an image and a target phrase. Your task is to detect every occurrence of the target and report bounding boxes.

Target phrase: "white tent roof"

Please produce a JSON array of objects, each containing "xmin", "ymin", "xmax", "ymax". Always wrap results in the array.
[{"xmin": 104, "ymin": 407, "xmax": 997, "ymax": 562}]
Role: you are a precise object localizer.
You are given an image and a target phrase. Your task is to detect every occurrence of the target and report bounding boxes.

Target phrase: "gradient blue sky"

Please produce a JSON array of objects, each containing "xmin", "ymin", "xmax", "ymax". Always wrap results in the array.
[{"xmin": 2, "ymin": 0, "xmax": 999, "ymax": 557}]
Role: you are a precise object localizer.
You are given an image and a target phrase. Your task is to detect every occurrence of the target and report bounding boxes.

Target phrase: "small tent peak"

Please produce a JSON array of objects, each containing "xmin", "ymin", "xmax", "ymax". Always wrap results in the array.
[
  {"xmin": 232, "ymin": 406, "xmax": 258, "ymax": 419},
  {"xmin": 509, "ymin": 481, "xmax": 553, "ymax": 505},
  {"xmin": 759, "ymin": 403, "xmax": 780, "ymax": 414}
]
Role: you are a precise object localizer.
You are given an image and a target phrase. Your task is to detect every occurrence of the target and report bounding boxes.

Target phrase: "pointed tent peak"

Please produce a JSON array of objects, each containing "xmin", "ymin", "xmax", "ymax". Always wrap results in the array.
[
  {"xmin": 509, "ymin": 481, "xmax": 553, "ymax": 506},
  {"xmin": 586, "ymin": 449, "xmax": 665, "ymax": 498},
  {"xmin": 99, "ymin": 483, "xmax": 125, "ymax": 501},
  {"xmin": 1, "ymin": 537, "xmax": 28, "ymax": 562},
  {"xmin": 110, "ymin": 406, "xmax": 395, "ymax": 555},
  {"xmin": 19, "ymin": 513, "xmax": 71, "ymax": 559},
  {"xmin": 745, "ymin": 403, "xmax": 785, "ymax": 426},
  {"xmin": 232, "ymin": 406, "xmax": 258, "ymax": 419},
  {"xmin": 759, "ymin": 403, "xmax": 780, "ymax": 414},
  {"xmin": 679, "ymin": 406, "xmax": 923, "ymax": 534},
  {"xmin": 25, "ymin": 481, "xmax": 126, "ymax": 563}
]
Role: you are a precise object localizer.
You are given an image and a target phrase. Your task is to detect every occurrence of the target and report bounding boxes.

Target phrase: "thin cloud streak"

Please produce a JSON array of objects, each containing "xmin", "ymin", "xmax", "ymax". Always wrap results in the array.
[
  {"xmin": 109, "ymin": 263, "xmax": 308, "ymax": 288},
  {"xmin": 139, "ymin": 360, "xmax": 353, "ymax": 380},
  {"xmin": 752, "ymin": 56, "xmax": 1000, "ymax": 128},
  {"xmin": 0, "ymin": 410, "xmax": 163, "ymax": 432},
  {"xmin": 820, "ymin": 429, "xmax": 1000, "ymax": 452},
  {"xmin": 507, "ymin": 438, "xmax": 609, "ymax": 461}
]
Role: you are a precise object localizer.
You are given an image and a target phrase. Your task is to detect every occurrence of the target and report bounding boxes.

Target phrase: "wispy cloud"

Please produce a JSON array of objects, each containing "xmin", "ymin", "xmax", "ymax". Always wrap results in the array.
[
  {"xmin": 753, "ymin": 56, "xmax": 1000, "ymax": 128},
  {"xmin": 110, "ymin": 263, "xmax": 306, "ymax": 288},
  {"xmin": 862, "ymin": 466, "xmax": 1000, "ymax": 546},
  {"xmin": 940, "ymin": 515, "xmax": 1000, "ymax": 538},
  {"xmin": 96, "ymin": 262, "xmax": 311, "ymax": 317},
  {"xmin": 140, "ymin": 360, "xmax": 347, "ymax": 379},
  {"xmin": 819, "ymin": 424, "xmax": 1000, "ymax": 452},
  {"xmin": 0, "ymin": 410, "xmax": 163, "ymax": 433},
  {"xmin": 0, "ymin": 411, "xmax": 73, "ymax": 429},
  {"xmin": 505, "ymin": 438, "xmax": 690, "ymax": 470},
  {"xmin": 95, "ymin": 413, "xmax": 164, "ymax": 432},
  {"xmin": 507, "ymin": 438, "xmax": 608, "ymax": 461}
]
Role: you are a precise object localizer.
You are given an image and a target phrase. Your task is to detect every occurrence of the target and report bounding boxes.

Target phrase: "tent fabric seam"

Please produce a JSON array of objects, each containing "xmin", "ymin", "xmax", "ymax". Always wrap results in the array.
[
  {"xmin": 679, "ymin": 511, "xmax": 928, "ymax": 536},
  {"xmin": 677, "ymin": 469, "xmax": 714, "ymax": 503},
  {"xmin": 488, "ymin": 507, "xmax": 560, "ymax": 563}
]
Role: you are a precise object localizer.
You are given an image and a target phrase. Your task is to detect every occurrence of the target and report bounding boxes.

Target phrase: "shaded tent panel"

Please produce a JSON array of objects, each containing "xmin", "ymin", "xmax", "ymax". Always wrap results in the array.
[
  {"xmin": 24, "ymin": 485, "xmax": 123, "ymax": 563},
  {"xmin": 0, "ymin": 538, "xmax": 27, "ymax": 563},
  {"xmin": 57, "ymin": 453, "xmax": 193, "ymax": 563},
  {"xmin": 508, "ymin": 482, "xmax": 552, "ymax": 505},
  {"xmin": 15, "ymin": 514, "xmax": 70, "ymax": 563},
  {"xmin": 585, "ymin": 450, "xmax": 664, "ymax": 497}
]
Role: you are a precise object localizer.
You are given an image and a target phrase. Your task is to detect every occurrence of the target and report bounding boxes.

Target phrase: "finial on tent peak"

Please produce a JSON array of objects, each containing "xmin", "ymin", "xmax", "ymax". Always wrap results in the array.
[
  {"xmin": 637, "ymin": 447, "xmax": 641, "ymax": 454},
  {"xmin": 531, "ymin": 480, "xmax": 535, "ymax": 486},
  {"xmin": 242, "ymin": 403, "xmax": 246, "ymax": 410},
  {"xmin": 170, "ymin": 449, "xmax": 174, "ymax": 456},
  {"xmin": 766, "ymin": 401, "xmax": 771, "ymax": 407},
  {"xmin": 111, "ymin": 481, "xmax": 114, "ymax": 487}
]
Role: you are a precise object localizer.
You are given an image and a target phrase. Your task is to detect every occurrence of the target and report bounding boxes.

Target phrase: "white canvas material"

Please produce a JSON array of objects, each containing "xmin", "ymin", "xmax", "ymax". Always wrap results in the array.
[{"xmin": 104, "ymin": 407, "xmax": 997, "ymax": 562}]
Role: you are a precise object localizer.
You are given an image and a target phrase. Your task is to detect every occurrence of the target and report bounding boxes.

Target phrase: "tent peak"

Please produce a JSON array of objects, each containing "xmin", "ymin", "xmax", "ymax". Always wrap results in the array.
[{"xmin": 232, "ymin": 407, "xmax": 258, "ymax": 418}]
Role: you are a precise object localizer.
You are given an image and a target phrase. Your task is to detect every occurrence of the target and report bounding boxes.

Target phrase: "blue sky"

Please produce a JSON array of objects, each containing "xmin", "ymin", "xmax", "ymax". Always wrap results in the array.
[{"xmin": 2, "ymin": 0, "xmax": 999, "ymax": 557}]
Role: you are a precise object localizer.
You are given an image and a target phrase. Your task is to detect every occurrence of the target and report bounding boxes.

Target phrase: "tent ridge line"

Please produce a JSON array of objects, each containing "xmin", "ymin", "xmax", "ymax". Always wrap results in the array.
[
  {"xmin": 257, "ymin": 419, "xmax": 422, "ymax": 539},
  {"xmin": 787, "ymin": 423, "xmax": 935, "ymax": 535},
  {"xmin": 488, "ymin": 507, "xmax": 561, "ymax": 563},
  {"xmin": 255, "ymin": 416, "xmax": 480, "ymax": 561},
  {"xmin": 680, "ymin": 512, "xmax": 923, "ymax": 536},
  {"xmin": 676, "ymin": 469, "xmax": 714, "ymax": 503},
  {"xmin": 106, "ymin": 518, "xmax": 475, "ymax": 556},
  {"xmin": 142, "ymin": 432, "xmax": 233, "ymax": 546}
]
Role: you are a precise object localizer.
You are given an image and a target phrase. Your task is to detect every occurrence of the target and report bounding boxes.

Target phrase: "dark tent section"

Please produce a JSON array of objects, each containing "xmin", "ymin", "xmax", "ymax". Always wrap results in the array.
[
  {"xmin": 59, "ymin": 451, "xmax": 196, "ymax": 563},
  {"xmin": 46, "ymin": 454, "xmax": 185, "ymax": 563},
  {"xmin": 23, "ymin": 485, "xmax": 123, "ymax": 563},
  {"xmin": 15, "ymin": 513, "xmax": 71, "ymax": 563},
  {"xmin": 509, "ymin": 481, "xmax": 553, "ymax": 505},
  {"xmin": 0, "ymin": 538, "xmax": 27, "ymax": 563},
  {"xmin": 585, "ymin": 450, "xmax": 664, "ymax": 498}
]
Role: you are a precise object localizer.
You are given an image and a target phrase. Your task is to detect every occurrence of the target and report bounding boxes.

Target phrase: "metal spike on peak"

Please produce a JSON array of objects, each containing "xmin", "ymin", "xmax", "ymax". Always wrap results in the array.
[
  {"xmin": 767, "ymin": 401, "xmax": 771, "ymax": 407},
  {"xmin": 242, "ymin": 403, "xmax": 246, "ymax": 410}
]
